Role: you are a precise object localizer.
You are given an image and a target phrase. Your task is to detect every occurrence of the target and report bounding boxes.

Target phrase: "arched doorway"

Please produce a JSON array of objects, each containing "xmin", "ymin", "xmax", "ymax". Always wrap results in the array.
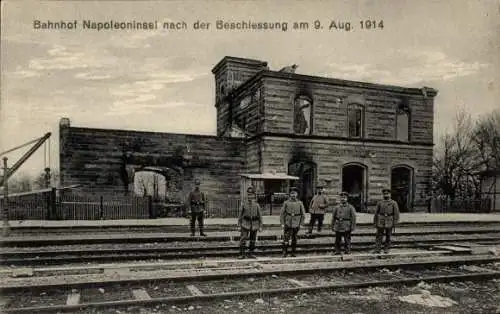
[
  {"xmin": 342, "ymin": 163, "xmax": 367, "ymax": 211},
  {"xmin": 288, "ymin": 161, "xmax": 316, "ymax": 212},
  {"xmin": 133, "ymin": 171, "xmax": 167, "ymax": 201},
  {"xmin": 391, "ymin": 165, "xmax": 413, "ymax": 212}
]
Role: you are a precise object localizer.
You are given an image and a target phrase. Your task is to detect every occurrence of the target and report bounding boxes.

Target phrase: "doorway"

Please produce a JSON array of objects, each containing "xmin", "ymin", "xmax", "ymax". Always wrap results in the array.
[
  {"xmin": 391, "ymin": 166, "xmax": 413, "ymax": 212},
  {"xmin": 288, "ymin": 161, "xmax": 316, "ymax": 212},
  {"xmin": 342, "ymin": 163, "xmax": 367, "ymax": 211}
]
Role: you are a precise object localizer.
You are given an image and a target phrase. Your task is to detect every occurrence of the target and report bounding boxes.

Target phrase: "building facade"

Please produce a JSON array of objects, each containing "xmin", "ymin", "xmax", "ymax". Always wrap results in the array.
[{"xmin": 59, "ymin": 56, "xmax": 438, "ymax": 213}]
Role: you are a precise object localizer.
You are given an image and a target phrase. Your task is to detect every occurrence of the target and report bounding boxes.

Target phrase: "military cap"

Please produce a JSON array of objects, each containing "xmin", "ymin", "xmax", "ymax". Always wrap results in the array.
[
  {"xmin": 247, "ymin": 186, "xmax": 256, "ymax": 193},
  {"xmin": 339, "ymin": 191, "xmax": 348, "ymax": 196},
  {"xmin": 382, "ymin": 188, "xmax": 391, "ymax": 193},
  {"xmin": 289, "ymin": 187, "xmax": 299, "ymax": 193}
]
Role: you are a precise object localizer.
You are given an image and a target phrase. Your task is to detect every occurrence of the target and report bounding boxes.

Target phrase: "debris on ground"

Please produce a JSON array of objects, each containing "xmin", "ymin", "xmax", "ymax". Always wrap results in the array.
[
  {"xmin": 98, "ymin": 288, "xmax": 105, "ymax": 293},
  {"xmin": 255, "ymin": 298, "xmax": 265, "ymax": 304},
  {"xmin": 399, "ymin": 292, "xmax": 458, "ymax": 308},
  {"xmin": 460, "ymin": 265, "xmax": 489, "ymax": 272},
  {"xmin": 417, "ymin": 281, "xmax": 432, "ymax": 290}
]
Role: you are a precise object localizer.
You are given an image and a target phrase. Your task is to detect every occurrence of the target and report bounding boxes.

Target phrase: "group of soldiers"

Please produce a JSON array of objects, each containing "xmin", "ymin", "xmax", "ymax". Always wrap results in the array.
[{"xmin": 186, "ymin": 179, "xmax": 400, "ymax": 259}]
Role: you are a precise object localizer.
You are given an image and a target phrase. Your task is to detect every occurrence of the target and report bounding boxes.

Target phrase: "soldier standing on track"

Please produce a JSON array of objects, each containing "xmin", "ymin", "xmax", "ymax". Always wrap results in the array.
[
  {"xmin": 331, "ymin": 192, "xmax": 357, "ymax": 255},
  {"xmin": 280, "ymin": 187, "xmax": 306, "ymax": 257},
  {"xmin": 237, "ymin": 186, "xmax": 263, "ymax": 259},
  {"xmin": 186, "ymin": 179, "xmax": 207, "ymax": 237},
  {"xmin": 307, "ymin": 185, "xmax": 329, "ymax": 235},
  {"xmin": 373, "ymin": 188, "xmax": 400, "ymax": 253}
]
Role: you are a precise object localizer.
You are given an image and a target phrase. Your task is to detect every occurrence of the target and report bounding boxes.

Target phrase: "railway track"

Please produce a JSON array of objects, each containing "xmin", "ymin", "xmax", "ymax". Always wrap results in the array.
[
  {"xmin": 2, "ymin": 233, "xmax": 500, "ymax": 266},
  {"xmin": 1, "ymin": 252, "xmax": 499, "ymax": 314},
  {"xmin": 6, "ymin": 221, "xmax": 500, "ymax": 236},
  {"xmin": 2, "ymin": 225, "xmax": 500, "ymax": 247}
]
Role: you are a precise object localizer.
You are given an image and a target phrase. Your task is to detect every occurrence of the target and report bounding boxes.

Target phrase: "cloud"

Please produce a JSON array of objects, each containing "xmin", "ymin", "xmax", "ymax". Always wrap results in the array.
[
  {"xmin": 105, "ymin": 100, "xmax": 203, "ymax": 116},
  {"xmin": 108, "ymin": 67, "xmax": 208, "ymax": 113},
  {"xmin": 28, "ymin": 45, "xmax": 117, "ymax": 71},
  {"xmin": 326, "ymin": 49, "xmax": 489, "ymax": 86},
  {"xmin": 74, "ymin": 72, "xmax": 112, "ymax": 80},
  {"xmin": 9, "ymin": 69, "xmax": 42, "ymax": 78}
]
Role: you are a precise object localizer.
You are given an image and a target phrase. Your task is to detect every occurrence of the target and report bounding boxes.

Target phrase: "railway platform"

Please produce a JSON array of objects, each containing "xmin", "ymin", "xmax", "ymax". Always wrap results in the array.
[{"xmin": 2, "ymin": 212, "xmax": 500, "ymax": 230}]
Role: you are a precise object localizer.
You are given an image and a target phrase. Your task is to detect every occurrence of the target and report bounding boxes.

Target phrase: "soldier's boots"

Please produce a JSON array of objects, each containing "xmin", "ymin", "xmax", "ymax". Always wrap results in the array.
[
  {"xmin": 238, "ymin": 247, "xmax": 246, "ymax": 259},
  {"xmin": 282, "ymin": 243, "xmax": 289, "ymax": 257},
  {"xmin": 200, "ymin": 229, "xmax": 207, "ymax": 237},
  {"xmin": 334, "ymin": 244, "xmax": 342, "ymax": 255},
  {"xmin": 247, "ymin": 244, "xmax": 257, "ymax": 258}
]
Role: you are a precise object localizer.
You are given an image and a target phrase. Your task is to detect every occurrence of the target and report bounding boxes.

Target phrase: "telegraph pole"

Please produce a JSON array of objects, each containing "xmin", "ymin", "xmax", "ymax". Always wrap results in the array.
[
  {"xmin": 2, "ymin": 157, "xmax": 10, "ymax": 237},
  {"xmin": 44, "ymin": 167, "xmax": 51, "ymax": 188}
]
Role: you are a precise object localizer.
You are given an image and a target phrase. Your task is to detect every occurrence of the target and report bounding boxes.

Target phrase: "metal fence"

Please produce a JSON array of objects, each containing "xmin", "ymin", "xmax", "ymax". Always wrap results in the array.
[
  {"xmin": 430, "ymin": 198, "xmax": 493, "ymax": 213},
  {"xmin": 58, "ymin": 192, "xmax": 150, "ymax": 220},
  {"xmin": 205, "ymin": 197, "xmax": 241, "ymax": 218},
  {"xmin": 1, "ymin": 189, "xmax": 243, "ymax": 220},
  {"xmin": 1, "ymin": 188, "xmax": 53, "ymax": 220}
]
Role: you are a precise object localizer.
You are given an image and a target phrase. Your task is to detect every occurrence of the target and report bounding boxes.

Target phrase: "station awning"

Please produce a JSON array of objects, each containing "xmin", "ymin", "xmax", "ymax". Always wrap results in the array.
[{"xmin": 241, "ymin": 173, "xmax": 299, "ymax": 180}]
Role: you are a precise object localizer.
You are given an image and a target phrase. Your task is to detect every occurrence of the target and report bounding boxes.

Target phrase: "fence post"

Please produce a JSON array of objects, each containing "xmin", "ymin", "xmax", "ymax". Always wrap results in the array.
[
  {"xmin": 51, "ymin": 188, "xmax": 59, "ymax": 220},
  {"xmin": 147, "ymin": 196, "xmax": 154, "ymax": 219},
  {"xmin": 99, "ymin": 195, "xmax": 104, "ymax": 220}
]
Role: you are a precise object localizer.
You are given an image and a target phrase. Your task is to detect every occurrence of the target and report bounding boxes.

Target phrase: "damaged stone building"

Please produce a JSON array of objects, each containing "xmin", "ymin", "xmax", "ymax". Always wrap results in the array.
[{"xmin": 59, "ymin": 56, "xmax": 437, "ymax": 213}]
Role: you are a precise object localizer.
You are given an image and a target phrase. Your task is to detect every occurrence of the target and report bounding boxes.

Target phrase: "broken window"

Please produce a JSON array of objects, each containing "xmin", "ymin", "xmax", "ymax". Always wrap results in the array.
[
  {"xmin": 396, "ymin": 104, "xmax": 410, "ymax": 141},
  {"xmin": 293, "ymin": 96, "xmax": 312, "ymax": 135},
  {"xmin": 348, "ymin": 104, "xmax": 363, "ymax": 138}
]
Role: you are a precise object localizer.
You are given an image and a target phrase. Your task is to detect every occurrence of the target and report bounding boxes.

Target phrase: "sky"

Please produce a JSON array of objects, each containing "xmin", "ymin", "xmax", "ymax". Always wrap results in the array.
[{"xmin": 1, "ymin": 0, "xmax": 499, "ymax": 180}]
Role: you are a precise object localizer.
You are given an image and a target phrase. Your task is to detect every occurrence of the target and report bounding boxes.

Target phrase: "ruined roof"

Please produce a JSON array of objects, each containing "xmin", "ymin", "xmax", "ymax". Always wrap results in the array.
[
  {"xmin": 230, "ymin": 69, "xmax": 438, "ymax": 98},
  {"xmin": 211, "ymin": 56, "xmax": 268, "ymax": 74}
]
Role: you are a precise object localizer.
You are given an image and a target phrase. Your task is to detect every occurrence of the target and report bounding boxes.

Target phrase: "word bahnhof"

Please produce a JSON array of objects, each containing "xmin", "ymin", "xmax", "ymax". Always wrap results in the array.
[{"xmin": 33, "ymin": 20, "xmax": 158, "ymax": 31}]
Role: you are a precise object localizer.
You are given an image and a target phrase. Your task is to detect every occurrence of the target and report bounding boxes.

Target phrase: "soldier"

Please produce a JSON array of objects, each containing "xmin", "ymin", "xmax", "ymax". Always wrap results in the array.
[
  {"xmin": 373, "ymin": 188, "xmax": 400, "ymax": 253},
  {"xmin": 186, "ymin": 179, "xmax": 207, "ymax": 237},
  {"xmin": 331, "ymin": 192, "xmax": 357, "ymax": 255},
  {"xmin": 280, "ymin": 187, "xmax": 306, "ymax": 257},
  {"xmin": 237, "ymin": 186, "xmax": 263, "ymax": 259},
  {"xmin": 307, "ymin": 185, "xmax": 329, "ymax": 234}
]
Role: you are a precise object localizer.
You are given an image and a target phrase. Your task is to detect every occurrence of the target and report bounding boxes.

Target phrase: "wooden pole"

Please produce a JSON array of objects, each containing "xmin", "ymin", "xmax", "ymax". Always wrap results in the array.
[{"xmin": 2, "ymin": 157, "xmax": 10, "ymax": 237}]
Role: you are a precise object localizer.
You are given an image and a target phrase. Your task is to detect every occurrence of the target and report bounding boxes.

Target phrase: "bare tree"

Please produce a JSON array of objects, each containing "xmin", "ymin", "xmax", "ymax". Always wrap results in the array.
[
  {"xmin": 472, "ymin": 109, "xmax": 500, "ymax": 171},
  {"xmin": 7, "ymin": 173, "xmax": 33, "ymax": 193},
  {"xmin": 432, "ymin": 109, "xmax": 480, "ymax": 200},
  {"xmin": 33, "ymin": 170, "xmax": 60, "ymax": 190}
]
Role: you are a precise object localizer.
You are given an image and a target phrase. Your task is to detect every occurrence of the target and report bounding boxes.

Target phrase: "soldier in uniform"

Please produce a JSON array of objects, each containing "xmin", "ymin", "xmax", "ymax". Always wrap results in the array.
[
  {"xmin": 331, "ymin": 191, "xmax": 357, "ymax": 254},
  {"xmin": 373, "ymin": 188, "xmax": 400, "ymax": 253},
  {"xmin": 186, "ymin": 179, "xmax": 207, "ymax": 237},
  {"xmin": 307, "ymin": 185, "xmax": 329, "ymax": 234},
  {"xmin": 237, "ymin": 186, "xmax": 263, "ymax": 259},
  {"xmin": 280, "ymin": 187, "xmax": 306, "ymax": 257}
]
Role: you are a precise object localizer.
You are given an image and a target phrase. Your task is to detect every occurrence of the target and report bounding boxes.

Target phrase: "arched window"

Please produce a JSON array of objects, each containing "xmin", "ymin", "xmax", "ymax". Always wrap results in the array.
[
  {"xmin": 396, "ymin": 103, "xmax": 410, "ymax": 142},
  {"xmin": 293, "ymin": 96, "xmax": 312, "ymax": 135},
  {"xmin": 348, "ymin": 104, "xmax": 364, "ymax": 138}
]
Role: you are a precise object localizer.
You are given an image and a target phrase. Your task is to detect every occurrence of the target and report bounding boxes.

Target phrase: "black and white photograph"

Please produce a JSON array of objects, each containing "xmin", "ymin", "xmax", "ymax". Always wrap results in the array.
[{"xmin": 0, "ymin": 0, "xmax": 499, "ymax": 313}]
